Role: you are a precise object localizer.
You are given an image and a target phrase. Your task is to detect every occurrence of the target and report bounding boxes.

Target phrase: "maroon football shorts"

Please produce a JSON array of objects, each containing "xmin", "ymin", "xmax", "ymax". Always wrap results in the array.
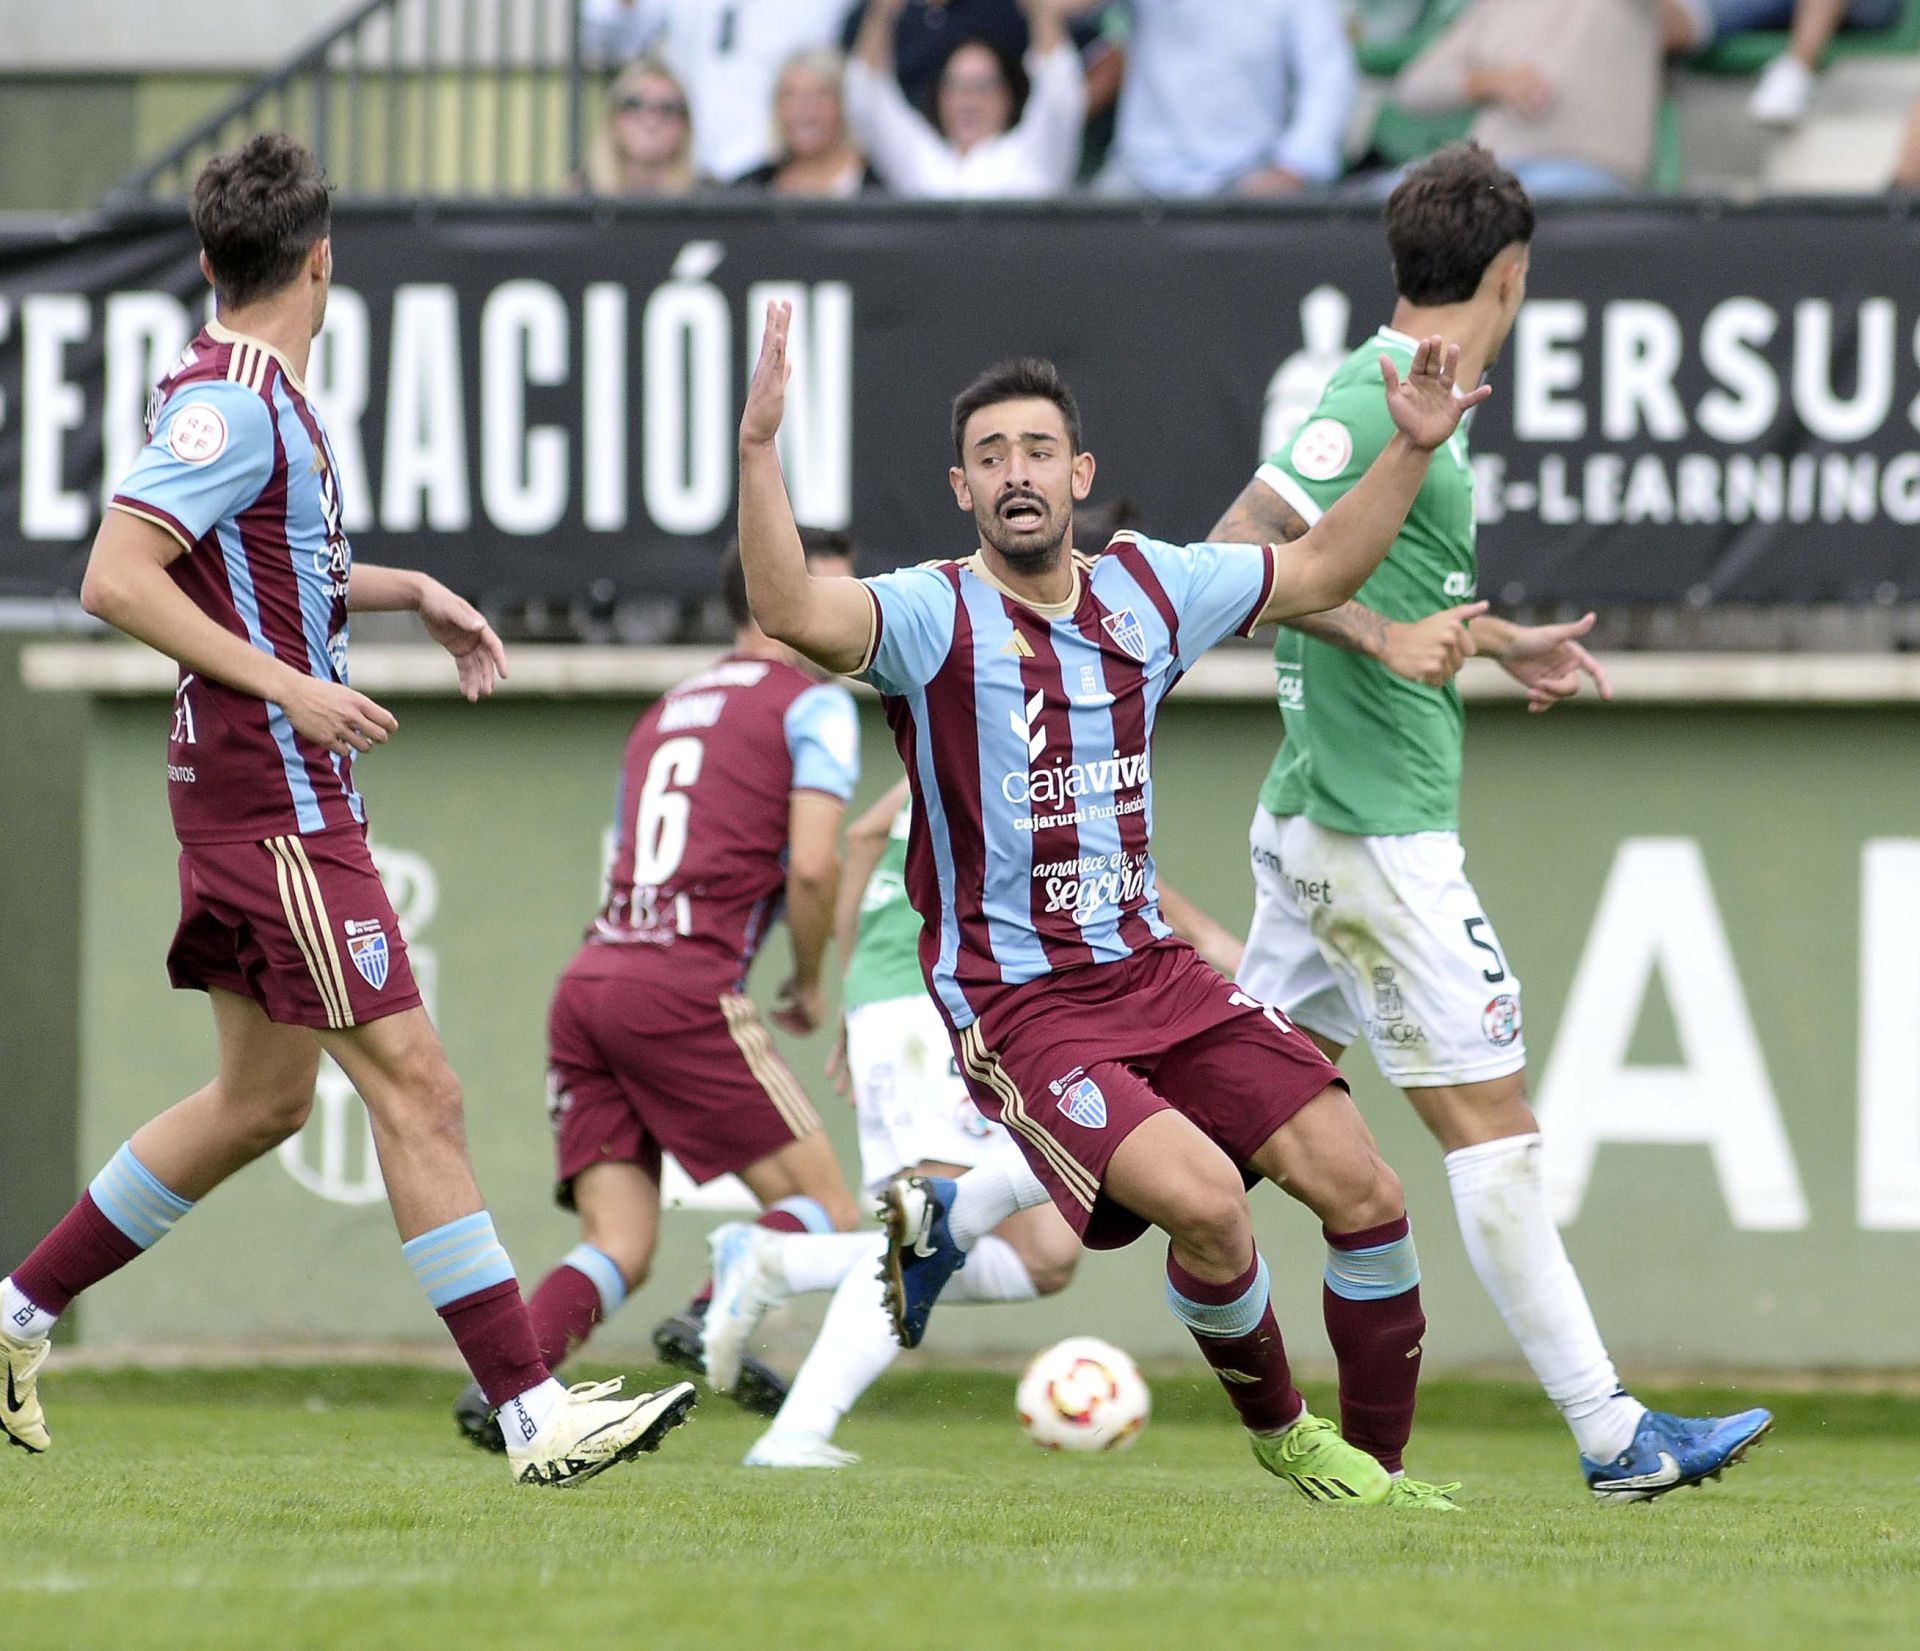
[
  {"xmin": 167, "ymin": 827, "xmax": 422, "ymax": 1031},
  {"xmin": 546, "ymin": 949, "xmax": 824, "ymax": 1209},
  {"xmin": 952, "ymin": 940, "xmax": 1345, "ymax": 1250}
]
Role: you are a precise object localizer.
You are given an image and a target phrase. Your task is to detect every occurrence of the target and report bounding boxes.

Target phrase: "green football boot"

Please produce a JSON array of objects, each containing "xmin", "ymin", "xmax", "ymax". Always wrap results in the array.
[
  {"xmin": 1384, "ymin": 1476, "xmax": 1463, "ymax": 1511},
  {"xmin": 1249, "ymin": 1413, "xmax": 1392, "ymax": 1505}
]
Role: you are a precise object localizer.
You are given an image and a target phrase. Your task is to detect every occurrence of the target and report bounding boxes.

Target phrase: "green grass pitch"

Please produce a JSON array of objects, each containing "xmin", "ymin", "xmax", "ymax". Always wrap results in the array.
[{"xmin": 8, "ymin": 1366, "xmax": 1920, "ymax": 1651}]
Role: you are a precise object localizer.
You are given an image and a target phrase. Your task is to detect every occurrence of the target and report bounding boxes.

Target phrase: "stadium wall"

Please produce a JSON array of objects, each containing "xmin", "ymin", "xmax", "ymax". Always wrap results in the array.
[{"xmin": 28, "ymin": 653, "xmax": 1920, "ymax": 1373}]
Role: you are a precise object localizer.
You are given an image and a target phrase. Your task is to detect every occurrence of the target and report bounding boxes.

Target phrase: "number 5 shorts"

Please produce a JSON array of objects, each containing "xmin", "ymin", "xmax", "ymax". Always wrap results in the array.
[
  {"xmin": 1237, "ymin": 806, "xmax": 1528, "ymax": 1090},
  {"xmin": 166, "ymin": 827, "xmax": 422, "ymax": 1031}
]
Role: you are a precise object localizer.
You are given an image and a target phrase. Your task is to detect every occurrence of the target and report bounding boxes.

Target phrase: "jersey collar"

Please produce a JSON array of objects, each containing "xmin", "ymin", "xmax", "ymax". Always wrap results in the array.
[
  {"xmin": 1374, "ymin": 324, "xmax": 1420, "ymax": 352},
  {"xmin": 206, "ymin": 318, "xmax": 310, "ymax": 395},
  {"xmin": 964, "ymin": 551, "xmax": 1082, "ymax": 619}
]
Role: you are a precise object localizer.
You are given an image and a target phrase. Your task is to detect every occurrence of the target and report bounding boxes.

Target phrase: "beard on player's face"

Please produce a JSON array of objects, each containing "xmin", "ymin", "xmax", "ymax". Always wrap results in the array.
[{"xmin": 975, "ymin": 486, "xmax": 1072, "ymax": 569}]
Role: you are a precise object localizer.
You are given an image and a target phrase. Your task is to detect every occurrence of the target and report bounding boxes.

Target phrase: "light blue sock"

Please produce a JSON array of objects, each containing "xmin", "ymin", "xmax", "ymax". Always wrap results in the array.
[
  {"xmin": 765, "ymin": 1195, "xmax": 834, "ymax": 1235},
  {"xmin": 402, "ymin": 1211, "xmax": 517, "ymax": 1311},
  {"xmin": 561, "ymin": 1242, "xmax": 629, "ymax": 1317},
  {"xmin": 1323, "ymin": 1229, "xmax": 1421, "ymax": 1301},
  {"xmin": 89, "ymin": 1142, "xmax": 194, "ymax": 1251}
]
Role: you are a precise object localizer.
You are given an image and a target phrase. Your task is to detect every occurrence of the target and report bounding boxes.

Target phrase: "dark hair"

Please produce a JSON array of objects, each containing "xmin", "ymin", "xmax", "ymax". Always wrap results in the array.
[
  {"xmin": 950, "ymin": 357, "xmax": 1082, "ymax": 461},
  {"xmin": 190, "ymin": 133, "xmax": 333, "ymax": 309},
  {"xmin": 720, "ymin": 527, "xmax": 856, "ymax": 626},
  {"xmin": 927, "ymin": 35, "xmax": 1029, "ymax": 135},
  {"xmin": 1385, "ymin": 142, "xmax": 1533, "ymax": 307}
]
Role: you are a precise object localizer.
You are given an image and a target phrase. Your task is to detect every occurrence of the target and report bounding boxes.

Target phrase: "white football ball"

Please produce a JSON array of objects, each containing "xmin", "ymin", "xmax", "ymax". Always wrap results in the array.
[{"xmin": 1016, "ymin": 1336, "xmax": 1150, "ymax": 1452}]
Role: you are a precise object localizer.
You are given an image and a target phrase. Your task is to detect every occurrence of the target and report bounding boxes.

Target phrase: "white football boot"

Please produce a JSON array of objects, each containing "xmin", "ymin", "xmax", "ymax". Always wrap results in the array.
[
  {"xmin": 506, "ymin": 1378, "xmax": 696, "ymax": 1487},
  {"xmin": 743, "ymin": 1428, "xmax": 860, "ymax": 1469},
  {"xmin": 0, "ymin": 1327, "xmax": 50, "ymax": 1454},
  {"xmin": 703, "ymin": 1224, "xmax": 791, "ymax": 1393}
]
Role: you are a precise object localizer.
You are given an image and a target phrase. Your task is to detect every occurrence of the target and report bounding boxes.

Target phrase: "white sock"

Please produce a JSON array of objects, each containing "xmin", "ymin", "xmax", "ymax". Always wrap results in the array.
[
  {"xmin": 495, "ymin": 1376, "xmax": 567, "ymax": 1447},
  {"xmin": 770, "ymin": 1252, "xmax": 904, "ymax": 1439},
  {"xmin": 948, "ymin": 1147, "xmax": 1050, "ymax": 1250},
  {"xmin": 943, "ymin": 1234, "xmax": 1038, "ymax": 1303},
  {"xmin": 781, "ymin": 1231, "xmax": 886, "ymax": 1295},
  {"xmin": 1445, "ymin": 1134, "xmax": 1646, "ymax": 1461},
  {"xmin": 1, "ymin": 1276, "xmax": 57, "ymax": 1342}
]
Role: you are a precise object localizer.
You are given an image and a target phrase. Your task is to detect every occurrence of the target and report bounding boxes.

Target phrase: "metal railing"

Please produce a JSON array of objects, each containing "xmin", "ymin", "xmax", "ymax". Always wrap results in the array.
[{"xmin": 105, "ymin": 0, "xmax": 590, "ymax": 204}]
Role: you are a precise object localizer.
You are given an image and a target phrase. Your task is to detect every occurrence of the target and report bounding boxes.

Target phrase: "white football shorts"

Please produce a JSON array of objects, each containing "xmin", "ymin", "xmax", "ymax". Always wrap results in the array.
[
  {"xmin": 846, "ymin": 993, "xmax": 1012, "ymax": 1190},
  {"xmin": 1236, "ymin": 806, "xmax": 1526, "ymax": 1089}
]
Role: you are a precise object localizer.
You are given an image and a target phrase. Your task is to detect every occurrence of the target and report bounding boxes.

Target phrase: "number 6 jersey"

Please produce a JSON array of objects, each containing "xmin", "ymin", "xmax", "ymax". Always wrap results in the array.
[{"xmin": 581, "ymin": 654, "xmax": 860, "ymax": 992}]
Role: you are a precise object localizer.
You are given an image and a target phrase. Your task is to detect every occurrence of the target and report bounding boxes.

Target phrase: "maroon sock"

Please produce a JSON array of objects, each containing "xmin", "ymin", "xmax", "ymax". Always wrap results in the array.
[
  {"xmin": 1322, "ymin": 1216, "xmax": 1425, "ymax": 1474},
  {"xmin": 755, "ymin": 1209, "xmax": 808, "ymax": 1234},
  {"xmin": 690, "ymin": 1278, "xmax": 714, "ymax": 1311},
  {"xmin": 1166, "ymin": 1248, "xmax": 1303, "ymax": 1434},
  {"xmin": 526, "ymin": 1264, "xmax": 606, "ymax": 1372},
  {"xmin": 11, "ymin": 1193, "xmax": 144, "ymax": 1317},
  {"xmin": 440, "ymin": 1279, "xmax": 551, "ymax": 1408}
]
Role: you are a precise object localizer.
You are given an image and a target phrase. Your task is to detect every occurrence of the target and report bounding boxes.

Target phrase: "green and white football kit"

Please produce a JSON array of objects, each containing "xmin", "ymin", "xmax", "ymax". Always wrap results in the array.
[{"xmin": 1237, "ymin": 325, "xmax": 1525, "ymax": 1088}]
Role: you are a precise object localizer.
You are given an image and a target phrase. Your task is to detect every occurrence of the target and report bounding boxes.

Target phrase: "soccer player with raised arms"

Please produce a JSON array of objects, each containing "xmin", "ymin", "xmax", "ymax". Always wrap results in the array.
[
  {"xmin": 0, "ymin": 135, "xmax": 693, "ymax": 1487},
  {"xmin": 1212, "ymin": 142, "xmax": 1773, "ymax": 1500},
  {"xmin": 737, "ymin": 296, "xmax": 1484, "ymax": 1507}
]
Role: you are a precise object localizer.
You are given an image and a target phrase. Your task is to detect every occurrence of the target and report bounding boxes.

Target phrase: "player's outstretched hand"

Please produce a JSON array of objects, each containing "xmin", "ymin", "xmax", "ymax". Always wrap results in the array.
[
  {"xmin": 1498, "ymin": 611, "xmax": 1613, "ymax": 712},
  {"xmin": 283, "ymin": 676, "xmax": 398, "ymax": 756},
  {"xmin": 741, "ymin": 300, "xmax": 793, "ymax": 448},
  {"xmin": 772, "ymin": 975, "xmax": 826, "ymax": 1036},
  {"xmin": 1381, "ymin": 335, "xmax": 1491, "ymax": 452},
  {"xmin": 417, "ymin": 576, "xmax": 509, "ymax": 702},
  {"xmin": 1380, "ymin": 600, "xmax": 1489, "ymax": 687}
]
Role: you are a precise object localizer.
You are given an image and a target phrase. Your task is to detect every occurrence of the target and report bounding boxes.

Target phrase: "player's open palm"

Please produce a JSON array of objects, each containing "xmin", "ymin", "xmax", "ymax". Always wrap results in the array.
[
  {"xmin": 1499, "ymin": 611, "xmax": 1613, "ymax": 712},
  {"xmin": 1381, "ymin": 336, "xmax": 1491, "ymax": 452},
  {"xmin": 741, "ymin": 300, "xmax": 793, "ymax": 447},
  {"xmin": 283, "ymin": 676, "xmax": 398, "ymax": 756},
  {"xmin": 418, "ymin": 577, "xmax": 509, "ymax": 701}
]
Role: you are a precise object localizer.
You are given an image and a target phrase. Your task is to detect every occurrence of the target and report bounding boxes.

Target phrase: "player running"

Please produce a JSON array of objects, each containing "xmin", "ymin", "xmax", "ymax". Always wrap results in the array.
[
  {"xmin": 0, "ymin": 135, "xmax": 692, "ymax": 1487},
  {"xmin": 737, "ymin": 297, "xmax": 1484, "ymax": 1508},
  {"xmin": 454, "ymin": 537, "xmax": 868, "ymax": 1452},
  {"xmin": 1213, "ymin": 143, "xmax": 1772, "ymax": 1502}
]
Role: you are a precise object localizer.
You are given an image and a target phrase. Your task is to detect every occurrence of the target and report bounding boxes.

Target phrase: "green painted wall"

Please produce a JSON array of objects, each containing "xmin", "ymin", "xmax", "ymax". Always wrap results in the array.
[{"xmin": 54, "ymin": 689, "xmax": 1920, "ymax": 1376}]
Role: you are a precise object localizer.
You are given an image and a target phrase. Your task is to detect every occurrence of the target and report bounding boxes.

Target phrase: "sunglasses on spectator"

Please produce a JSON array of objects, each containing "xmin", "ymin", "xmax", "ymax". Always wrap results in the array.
[{"xmin": 615, "ymin": 94, "xmax": 688, "ymax": 118}]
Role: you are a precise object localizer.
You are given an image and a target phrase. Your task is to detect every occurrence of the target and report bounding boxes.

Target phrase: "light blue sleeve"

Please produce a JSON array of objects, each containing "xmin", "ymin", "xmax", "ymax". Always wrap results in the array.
[
  {"xmin": 1273, "ymin": 0, "xmax": 1355, "ymax": 184},
  {"xmin": 1134, "ymin": 534, "xmax": 1277, "ymax": 670},
  {"xmin": 856, "ymin": 565, "xmax": 959, "ymax": 698},
  {"xmin": 785, "ymin": 682, "xmax": 861, "ymax": 801},
  {"xmin": 111, "ymin": 380, "xmax": 276, "ymax": 550}
]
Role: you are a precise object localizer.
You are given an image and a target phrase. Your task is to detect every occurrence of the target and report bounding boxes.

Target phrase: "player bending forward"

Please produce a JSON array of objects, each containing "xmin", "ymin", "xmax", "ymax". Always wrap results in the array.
[
  {"xmin": 738, "ymin": 297, "xmax": 1485, "ymax": 1508},
  {"xmin": 455, "ymin": 538, "xmax": 872, "ymax": 1451},
  {"xmin": 0, "ymin": 135, "xmax": 691, "ymax": 1487},
  {"xmin": 1215, "ymin": 143, "xmax": 1772, "ymax": 1502}
]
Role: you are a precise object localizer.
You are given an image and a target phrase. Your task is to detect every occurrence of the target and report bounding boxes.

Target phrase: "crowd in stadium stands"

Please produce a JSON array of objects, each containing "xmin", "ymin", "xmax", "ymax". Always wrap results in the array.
[{"xmin": 576, "ymin": 0, "xmax": 1920, "ymax": 199}]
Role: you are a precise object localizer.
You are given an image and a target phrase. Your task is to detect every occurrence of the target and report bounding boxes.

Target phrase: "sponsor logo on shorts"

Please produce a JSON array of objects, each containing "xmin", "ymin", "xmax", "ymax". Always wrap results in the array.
[
  {"xmin": 1372, "ymin": 966, "xmax": 1404, "ymax": 1022},
  {"xmin": 1049, "ymin": 1067, "xmax": 1108, "ymax": 1130},
  {"xmin": 167, "ymin": 764, "xmax": 196, "ymax": 783},
  {"xmin": 1101, "ymin": 607, "xmax": 1147, "ymax": 662},
  {"xmin": 345, "ymin": 920, "xmax": 390, "ymax": 990},
  {"xmin": 1288, "ymin": 874, "xmax": 1332, "ymax": 906},
  {"xmin": 1482, "ymin": 994, "xmax": 1522, "ymax": 1048}
]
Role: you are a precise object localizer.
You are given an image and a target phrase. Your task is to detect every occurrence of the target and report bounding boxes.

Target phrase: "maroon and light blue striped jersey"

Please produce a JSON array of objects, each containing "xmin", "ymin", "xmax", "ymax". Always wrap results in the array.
[
  {"xmin": 856, "ymin": 532, "xmax": 1277, "ymax": 1029},
  {"xmin": 580, "ymin": 653, "xmax": 861, "ymax": 994},
  {"xmin": 111, "ymin": 322, "xmax": 364, "ymax": 845}
]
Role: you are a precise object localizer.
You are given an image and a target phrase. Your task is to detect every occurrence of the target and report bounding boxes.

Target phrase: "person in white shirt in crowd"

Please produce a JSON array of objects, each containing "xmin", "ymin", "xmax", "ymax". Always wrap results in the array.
[
  {"xmin": 1097, "ymin": 0, "xmax": 1357, "ymax": 196},
  {"xmin": 845, "ymin": 0, "xmax": 1086, "ymax": 197},
  {"xmin": 735, "ymin": 50, "xmax": 880, "ymax": 196},
  {"xmin": 580, "ymin": 0, "xmax": 661, "ymax": 66},
  {"xmin": 1670, "ymin": 0, "xmax": 1903, "ymax": 127},
  {"xmin": 584, "ymin": 57, "xmax": 701, "ymax": 196},
  {"xmin": 646, "ymin": 0, "xmax": 866, "ymax": 183}
]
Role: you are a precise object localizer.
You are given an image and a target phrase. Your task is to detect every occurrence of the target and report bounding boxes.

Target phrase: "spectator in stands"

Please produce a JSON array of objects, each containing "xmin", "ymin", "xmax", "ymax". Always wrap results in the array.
[
  {"xmin": 586, "ymin": 57, "xmax": 699, "ymax": 196},
  {"xmin": 648, "ymin": 0, "xmax": 864, "ymax": 182},
  {"xmin": 845, "ymin": 0, "xmax": 1086, "ymax": 197},
  {"xmin": 1393, "ymin": 0, "xmax": 1671, "ymax": 195},
  {"xmin": 735, "ymin": 50, "xmax": 879, "ymax": 196},
  {"xmin": 854, "ymin": 0, "xmax": 1032, "ymax": 108},
  {"xmin": 1097, "ymin": 0, "xmax": 1356, "ymax": 196},
  {"xmin": 580, "ymin": 0, "xmax": 661, "ymax": 66},
  {"xmin": 1671, "ymin": 0, "xmax": 1904, "ymax": 126}
]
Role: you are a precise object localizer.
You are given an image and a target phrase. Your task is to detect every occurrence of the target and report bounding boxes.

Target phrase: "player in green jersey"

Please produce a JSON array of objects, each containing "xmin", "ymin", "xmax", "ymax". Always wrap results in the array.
[{"xmin": 1212, "ymin": 143, "xmax": 1773, "ymax": 1503}]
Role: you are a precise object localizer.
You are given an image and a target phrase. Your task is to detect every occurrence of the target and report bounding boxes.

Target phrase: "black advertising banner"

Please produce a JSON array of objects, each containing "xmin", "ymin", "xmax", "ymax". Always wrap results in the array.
[{"xmin": 4, "ymin": 200, "xmax": 1920, "ymax": 605}]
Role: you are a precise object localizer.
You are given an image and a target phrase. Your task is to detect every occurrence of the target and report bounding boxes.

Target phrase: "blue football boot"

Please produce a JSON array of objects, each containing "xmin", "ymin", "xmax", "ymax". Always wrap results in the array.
[
  {"xmin": 878, "ymin": 1175, "xmax": 966, "ymax": 1349},
  {"xmin": 1583, "ymin": 1406, "xmax": 1774, "ymax": 1503}
]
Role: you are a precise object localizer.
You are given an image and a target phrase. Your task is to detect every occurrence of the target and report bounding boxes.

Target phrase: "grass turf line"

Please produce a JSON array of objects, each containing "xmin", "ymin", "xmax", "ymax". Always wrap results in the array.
[{"xmin": 6, "ymin": 1367, "xmax": 1920, "ymax": 1651}]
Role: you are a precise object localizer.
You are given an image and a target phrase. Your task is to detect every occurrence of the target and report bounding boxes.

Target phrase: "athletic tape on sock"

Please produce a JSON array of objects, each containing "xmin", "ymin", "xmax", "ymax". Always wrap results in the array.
[
  {"xmin": 1166, "ymin": 1255, "xmax": 1271, "ymax": 1338},
  {"xmin": 561, "ymin": 1243, "xmax": 628, "ymax": 1316},
  {"xmin": 403, "ymin": 1211, "xmax": 518, "ymax": 1310},
  {"xmin": 1324, "ymin": 1230, "xmax": 1422, "ymax": 1301},
  {"xmin": 87, "ymin": 1143, "xmax": 194, "ymax": 1251},
  {"xmin": 768, "ymin": 1195, "xmax": 834, "ymax": 1235}
]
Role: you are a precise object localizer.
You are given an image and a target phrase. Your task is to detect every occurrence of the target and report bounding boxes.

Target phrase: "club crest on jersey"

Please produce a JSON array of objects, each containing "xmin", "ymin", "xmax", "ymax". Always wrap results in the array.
[
  {"xmin": 345, "ymin": 919, "xmax": 390, "ymax": 990},
  {"xmin": 1102, "ymin": 608, "xmax": 1147, "ymax": 662},
  {"xmin": 1049, "ymin": 1068, "xmax": 1108, "ymax": 1129}
]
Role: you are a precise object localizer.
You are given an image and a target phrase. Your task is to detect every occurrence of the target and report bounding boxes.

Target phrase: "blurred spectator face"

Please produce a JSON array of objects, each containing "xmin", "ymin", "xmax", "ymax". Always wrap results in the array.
[
  {"xmin": 937, "ymin": 43, "xmax": 1016, "ymax": 153},
  {"xmin": 612, "ymin": 69, "xmax": 692, "ymax": 171},
  {"xmin": 776, "ymin": 58, "xmax": 848, "ymax": 162}
]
